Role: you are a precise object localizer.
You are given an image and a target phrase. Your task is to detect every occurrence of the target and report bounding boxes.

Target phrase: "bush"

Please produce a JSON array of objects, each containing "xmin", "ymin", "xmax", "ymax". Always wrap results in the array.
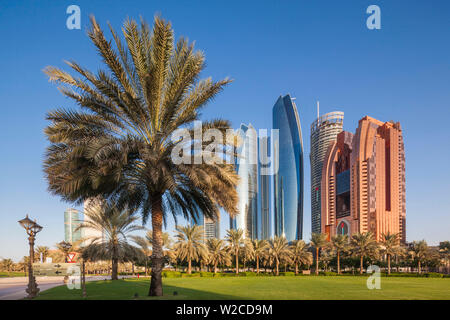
[
  {"xmin": 199, "ymin": 272, "xmax": 214, "ymax": 278},
  {"xmin": 323, "ymin": 272, "xmax": 338, "ymax": 276},
  {"xmin": 181, "ymin": 272, "xmax": 200, "ymax": 278},
  {"xmin": 279, "ymin": 272, "xmax": 295, "ymax": 276},
  {"xmin": 424, "ymin": 272, "xmax": 444, "ymax": 278},
  {"xmin": 162, "ymin": 271, "xmax": 182, "ymax": 278}
]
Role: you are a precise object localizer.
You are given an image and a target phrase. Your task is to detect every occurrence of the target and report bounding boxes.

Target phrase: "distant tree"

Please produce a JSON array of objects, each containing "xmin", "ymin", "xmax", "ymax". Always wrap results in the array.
[
  {"xmin": 251, "ymin": 239, "xmax": 269, "ymax": 274},
  {"xmin": 77, "ymin": 203, "xmax": 144, "ymax": 280},
  {"xmin": 310, "ymin": 233, "xmax": 329, "ymax": 275},
  {"xmin": 350, "ymin": 232, "xmax": 378, "ymax": 274},
  {"xmin": 1, "ymin": 259, "xmax": 14, "ymax": 276},
  {"xmin": 291, "ymin": 240, "xmax": 313, "ymax": 275},
  {"xmin": 380, "ymin": 232, "xmax": 400, "ymax": 275},
  {"xmin": 226, "ymin": 229, "xmax": 244, "ymax": 274},
  {"xmin": 174, "ymin": 225, "xmax": 206, "ymax": 274},
  {"xmin": 206, "ymin": 238, "xmax": 230, "ymax": 273},
  {"xmin": 268, "ymin": 236, "xmax": 290, "ymax": 276},
  {"xmin": 409, "ymin": 240, "xmax": 429, "ymax": 274},
  {"xmin": 35, "ymin": 246, "xmax": 50, "ymax": 262},
  {"xmin": 331, "ymin": 234, "xmax": 349, "ymax": 274}
]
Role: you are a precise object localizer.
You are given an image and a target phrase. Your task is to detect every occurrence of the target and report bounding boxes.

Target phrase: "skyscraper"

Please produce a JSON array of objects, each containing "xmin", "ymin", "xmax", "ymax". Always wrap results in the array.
[
  {"xmin": 321, "ymin": 116, "xmax": 406, "ymax": 243},
  {"xmin": 230, "ymin": 123, "xmax": 258, "ymax": 239},
  {"xmin": 273, "ymin": 95, "xmax": 304, "ymax": 241},
  {"xmin": 310, "ymin": 110, "xmax": 344, "ymax": 234},
  {"xmin": 190, "ymin": 214, "xmax": 220, "ymax": 241},
  {"xmin": 64, "ymin": 208, "xmax": 82, "ymax": 244},
  {"xmin": 258, "ymin": 135, "xmax": 271, "ymax": 240}
]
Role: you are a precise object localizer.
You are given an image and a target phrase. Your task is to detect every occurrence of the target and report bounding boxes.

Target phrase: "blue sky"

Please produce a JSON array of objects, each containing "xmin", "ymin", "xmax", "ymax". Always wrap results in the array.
[{"xmin": 0, "ymin": 0, "xmax": 449, "ymax": 261}]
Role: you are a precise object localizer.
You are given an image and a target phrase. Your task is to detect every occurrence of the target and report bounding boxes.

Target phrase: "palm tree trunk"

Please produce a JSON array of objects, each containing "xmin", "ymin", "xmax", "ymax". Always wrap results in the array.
[
  {"xmin": 188, "ymin": 259, "xmax": 192, "ymax": 274},
  {"xmin": 387, "ymin": 254, "xmax": 391, "ymax": 275},
  {"xmin": 214, "ymin": 262, "xmax": 218, "ymax": 274},
  {"xmin": 111, "ymin": 257, "xmax": 119, "ymax": 280},
  {"xmin": 149, "ymin": 197, "xmax": 164, "ymax": 296},
  {"xmin": 337, "ymin": 251, "xmax": 341, "ymax": 274},
  {"xmin": 295, "ymin": 262, "xmax": 298, "ymax": 275},
  {"xmin": 256, "ymin": 257, "xmax": 260, "ymax": 274},
  {"xmin": 360, "ymin": 256, "xmax": 364, "ymax": 274},
  {"xmin": 418, "ymin": 260, "xmax": 421, "ymax": 274},
  {"xmin": 235, "ymin": 250, "xmax": 239, "ymax": 274},
  {"xmin": 276, "ymin": 259, "xmax": 279, "ymax": 276},
  {"xmin": 315, "ymin": 248, "xmax": 319, "ymax": 275}
]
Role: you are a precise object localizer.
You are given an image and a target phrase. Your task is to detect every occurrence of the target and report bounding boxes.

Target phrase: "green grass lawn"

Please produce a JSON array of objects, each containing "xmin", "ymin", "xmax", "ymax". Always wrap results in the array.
[
  {"xmin": 35, "ymin": 276, "xmax": 450, "ymax": 300},
  {"xmin": 0, "ymin": 271, "xmax": 26, "ymax": 278}
]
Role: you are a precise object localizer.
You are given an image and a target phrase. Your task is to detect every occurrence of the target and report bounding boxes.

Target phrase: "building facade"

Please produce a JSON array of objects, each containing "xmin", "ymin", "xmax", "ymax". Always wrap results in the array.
[
  {"xmin": 273, "ymin": 95, "xmax": 304, "ymax": 241},
  {"xmin": 321, "ymin": 116, "xmax": 406, "ymax": 243},
  {"xmin": 230, "ymin": 123, "xmax": 259, "ymax": 239},
  {"xmin": 310, "ymin": 111, "xmax": 344, "ymax": 234},
  {"xmin": 64, "ymin": 208, "xmax": 82, "ymax": 244}
]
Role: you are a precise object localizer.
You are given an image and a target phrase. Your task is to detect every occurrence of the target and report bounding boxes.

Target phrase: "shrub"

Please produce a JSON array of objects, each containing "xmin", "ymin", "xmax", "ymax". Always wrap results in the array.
[
  {"xmin": 424, "ymin": 272, "xmax": 444, "ymax": 278},
  {"xmin": 181, "ymin": 273, "xmax": 200, "ymax": 278},
  {"xmin": 162, "ymin": 271, "xmax": 182, "ymax": 278},
  {"xmin": 199, "ymin": 272, "xmax": 214, "ymax": 278},
  {"xmin": 279, "ymin": 272, "xmax": 295, "ymax": 276},
  {"xmin": 323, "ymin": 272, "xmax": 338, "ymax": 276}
]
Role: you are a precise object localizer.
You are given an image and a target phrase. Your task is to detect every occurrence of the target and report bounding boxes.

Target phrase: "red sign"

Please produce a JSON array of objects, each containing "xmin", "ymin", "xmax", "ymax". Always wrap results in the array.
[{"xmin": 67, "ymin": 252, "xmax": 77, "ymax": 263}]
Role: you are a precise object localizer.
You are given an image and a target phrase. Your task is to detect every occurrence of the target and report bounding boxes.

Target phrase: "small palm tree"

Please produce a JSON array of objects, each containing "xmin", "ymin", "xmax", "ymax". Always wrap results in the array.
[
  {"xmin": 1, "ymin": 259, "xmax": 14, "ymax": 276},
  {"xmin": 251, "ymin": 239, "xmax": 268, "ymax": 274},
  {"xmin": 291, "ymin": 240, "xmax": 313, "ymax": 275},
  {"xmin": 43, "ymin": 15, "xmax": 239, "ymax": 296},
  {"xmin": 206, "ymin": 238, "xmax": 230, "ymax": 273},
  {"xmin": 131, "ymin": 236, "xmax": 152, "ymax": 276},
  {"xmin": 77, "ymin": 203, "xmax": 144, "ymax": 280},
  {"xmin": 310, "ymin": 233, "xmax": 329, "ymax": 275},
  {"xmin": 409, "ymin": 240, "xmax": 428, "ymax": 274},
  {"xmin": 174, "ymin": 225, "xmax": 207, "ymax": 274},
  {"xmin": 380, "ymin": 232, "xmax": 399, "ymax": 275},
  {"xmin": 226, "ymin": 229, "xmax": 244, "ymax": 274},
  {"xmin": 351, "ymin": 232, "xmax": 378, "ymax": 274},
  {"xmin": 268, "ymin": 236, "xmax": 290, "ymax": 276},
  {"xmin": 35, "ymin": 246, "xmax": 50, "ymax": 263},
  {"xmin": 331, "ymin": 234, "xmax": 349, "ymax": 274}
]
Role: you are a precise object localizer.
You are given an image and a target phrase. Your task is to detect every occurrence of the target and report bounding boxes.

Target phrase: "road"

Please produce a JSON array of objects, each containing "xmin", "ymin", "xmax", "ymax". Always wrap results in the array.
[{"xmin": 0, "ymin": 275, "xmax": 136, "ymax": 300}]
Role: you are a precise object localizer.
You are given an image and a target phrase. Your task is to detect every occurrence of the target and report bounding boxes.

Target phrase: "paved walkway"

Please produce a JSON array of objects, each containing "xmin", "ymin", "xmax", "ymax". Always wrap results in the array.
[{"xmin": 0, "ymin": 275, "xmax": 136, "ymax": 300}]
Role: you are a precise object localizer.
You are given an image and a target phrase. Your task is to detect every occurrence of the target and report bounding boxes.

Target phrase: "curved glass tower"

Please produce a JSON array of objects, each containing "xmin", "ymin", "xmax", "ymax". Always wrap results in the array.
[
  {"xmin": 273, "ymin": 95, "xmax": 304, "ymax": 241},
  {"xmin": 310, "ymin": 111, "xmax": 344, "ymax": 234},
  {"xmin": 230, "ymin": 123, "xmax": 258, "ymax": 239}
]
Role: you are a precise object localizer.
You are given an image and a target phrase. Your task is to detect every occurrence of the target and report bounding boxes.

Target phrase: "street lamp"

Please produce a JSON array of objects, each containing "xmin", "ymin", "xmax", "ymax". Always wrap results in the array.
[{"xmin": 18, "ymin": 215, "xmax": 43, "ymax": 298}]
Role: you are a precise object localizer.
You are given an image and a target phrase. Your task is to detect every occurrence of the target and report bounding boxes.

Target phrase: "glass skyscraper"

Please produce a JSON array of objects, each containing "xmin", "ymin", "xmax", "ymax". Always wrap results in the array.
[
  {"xmin": 191, "ymin": 214, "xmax": 220, "ymax": 241},
  {"xmin": 310, "ymin": 111, "xmax": 344, "ymax": 234},
  {"xmin": 258, "ymin": 135, "xmax": 271, "ymax": 239},
  {"xmin": 273, "ymin": 95, "xmax": 304, "ymax": 241},
  {"xmin": 230, "ymin": 123, "xmax": 258, "ymax": 239},
  {"xmin": 64, "ymin": 208, "xmax": 82, "ymax": 244}
]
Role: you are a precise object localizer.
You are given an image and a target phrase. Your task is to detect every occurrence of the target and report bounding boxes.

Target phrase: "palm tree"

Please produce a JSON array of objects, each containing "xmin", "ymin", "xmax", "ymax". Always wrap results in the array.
[
  {"xmin": 206, "ymin": 238, "xmax": 230, "ymax": 273},
  {"xmin": 268, "ymin": 236, "xmax": 290, "ymax": 276},
  {"xmin": 1, "ymin": 259, "xmax": 14, "ymax": 276},
  {"xmin": 310, "ymin": 233, "xmax": 329, "ymax": 275},
  {"xmin": 291, "ymin": 240, "xmax": 313, "ymax": 275},
  {"xmin": 77, "ymin": 203, "xmax": 144, "ymax": 280},
  {"xmin": 174, "ymin": 225, "xmax": 206, "ymax": 274},
  {"xmin": 131, "ymin": 235, "xmax": 152, "ymax": 276},
  {"xmin": 439, "ymin": 241, "xmax": 450, "ymax": 274},
  {"xmin": 145, "ymin": 230, "xmax": 173, "ymax": 255},
  {"xmin": 226, "ymin": 229, "xmax": 244, "ymax": 274},
  {"xmin": 251, "ymin": 239, "xmax": 268, "ymax": 274},
  {"xmin": 350, "ymin": 232, "xmax": 378, "ymax": 274},
  {"xmin": 43, "ymin": 15, "xmax": 239, "ymax": 296},
  {"xmin": 35, "ymin": 246, "xmax": 50, "ymax": 263},
  {"xmin": 380, "ymin": 232, "xmax": 399, "ymax": 275},
  {"xmin": 409, "ymin": 240, "xmax": 428, "ymax": 274},
  {"xmin": 331, "ymin": 234, "xmax": 349, "ymax": 274}
]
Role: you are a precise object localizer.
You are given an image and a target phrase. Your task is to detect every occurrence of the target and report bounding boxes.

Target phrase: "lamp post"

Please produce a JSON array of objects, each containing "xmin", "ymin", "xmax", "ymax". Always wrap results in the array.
[{"xmin": 18, "ymin": 215, "xmax": 43, "ymax": 299}]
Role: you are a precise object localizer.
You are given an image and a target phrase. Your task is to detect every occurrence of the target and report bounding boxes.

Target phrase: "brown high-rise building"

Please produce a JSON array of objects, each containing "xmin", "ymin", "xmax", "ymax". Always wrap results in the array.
[{"xmin": 321, "ymin": 116, "xmax": 406, "ymax": 243}]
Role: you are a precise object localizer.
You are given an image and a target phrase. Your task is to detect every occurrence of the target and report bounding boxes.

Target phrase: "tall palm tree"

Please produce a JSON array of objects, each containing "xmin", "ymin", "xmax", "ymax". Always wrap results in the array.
[
  {"xmin": 174, "ymin": 225, "xmax": 206, "ymax": 274},
  {"xmin": 439, "ymin": 241, "xmax": 450, "ymax": 274},
  {"xmin": 226, "ymin": 229, "xmax": 244, "ymax": 274},
  {"xmin": 380, "ymin": 232, "xmax": 399, "ymax": 275},
  {"xmin": 251, "ymin": 239, "xmax": 268, "ymax": 274},
  {"xmin": 35, "ymin": 246, "xmax": 50, "ymax": 263},
  {"xmin": 43, "ymin": 15, "xmax": 239, "ymax": 296},
  {"xmin": 409, "ymin": 240, "xmax": 428, "ymax": 274},
  {"xmin": 77, "ymin": 203, "xmax": 144, "ymax": 280},
  {"xmin": 291, "ymin": 240, "xmax": 313, "ymax": 275},
  {"xmin": 331, "ymin": 234, "xmax": 349, "ymax": 274},
  {"xmin": 131, "ymin": 235, "xmax": 152, "ymax": 276},
  {"xmin": 310, "ymin": 233, "xmax": 328, "ymax": 275},
  {"xmin": 350, "ymin": 232, "xmax": 378, "ymax": 274},
  {"xmin": 206, "ymin": 238, "xmax": 230, "ymax": 273},
  {"xmin": 146, "ymin": 230, "xmax": 173, "ymax": 255},
  {"xmin": 268, "ymin": 236, "xmax": 290, "ymax": 276}
]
